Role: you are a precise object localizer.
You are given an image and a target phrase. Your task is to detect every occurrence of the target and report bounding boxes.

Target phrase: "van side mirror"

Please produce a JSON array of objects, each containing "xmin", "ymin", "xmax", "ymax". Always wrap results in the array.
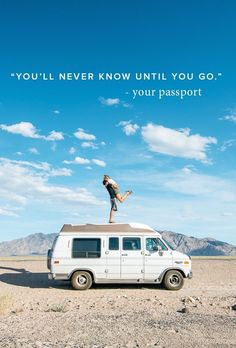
[
  {"xmin": 153, "ymin": 245, "xmax": 162, "ymax": 251},
  {"xmin": 156, "ymin": 245, "xmax": 164, "ymax": 256},
  {"xmin": 152, "ymin": 245, "xmax": 163, "ymax": 255}
]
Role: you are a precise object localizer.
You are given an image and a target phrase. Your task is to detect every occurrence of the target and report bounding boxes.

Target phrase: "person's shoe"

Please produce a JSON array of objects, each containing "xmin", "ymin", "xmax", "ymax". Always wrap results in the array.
[{"xmin": 109, "ymin": 221, "xmax": 116, "ymax": 223}]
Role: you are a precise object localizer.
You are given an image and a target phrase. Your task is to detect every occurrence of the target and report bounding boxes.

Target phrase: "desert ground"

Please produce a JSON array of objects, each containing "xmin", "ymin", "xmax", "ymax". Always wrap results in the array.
[{"xmin": 0, "ymin": 258, "xmax": 235, "ymax": 348}]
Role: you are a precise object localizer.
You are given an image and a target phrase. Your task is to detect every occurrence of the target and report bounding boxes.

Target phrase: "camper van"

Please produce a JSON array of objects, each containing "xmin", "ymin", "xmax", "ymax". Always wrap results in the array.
[{"xmin": 47, "ymin": 223, "xmax": 192, "ymax": 290}]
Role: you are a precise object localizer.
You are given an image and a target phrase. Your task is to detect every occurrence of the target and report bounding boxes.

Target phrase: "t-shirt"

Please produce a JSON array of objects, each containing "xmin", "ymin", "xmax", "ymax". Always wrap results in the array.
[{"xmin": 103, "ymin": 180, "xmax": 116, "ymax": 199}]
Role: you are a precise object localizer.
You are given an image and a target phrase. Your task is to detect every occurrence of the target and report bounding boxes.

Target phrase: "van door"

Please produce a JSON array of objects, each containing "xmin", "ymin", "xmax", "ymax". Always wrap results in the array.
[
  {"xmin": 106, "ymin": 236, "xmax": 121, "ymax": 279},
  {"xmin": 144, "ymin": 237, "xmax": 173, "ymax": 280},
  {"xmin": 120, "ymin": 236, "xmax": 144, "ymax": 280}
]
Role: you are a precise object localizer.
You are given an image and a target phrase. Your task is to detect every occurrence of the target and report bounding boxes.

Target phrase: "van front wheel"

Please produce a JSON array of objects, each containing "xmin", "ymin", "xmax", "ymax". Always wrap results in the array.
[
  {"xmin": 71, "ymin": 271, "xmax": 92, "ymax": 290},
  {"xmin": 163, "ymin": 270, "xmax": 184, "ymax": 290}
]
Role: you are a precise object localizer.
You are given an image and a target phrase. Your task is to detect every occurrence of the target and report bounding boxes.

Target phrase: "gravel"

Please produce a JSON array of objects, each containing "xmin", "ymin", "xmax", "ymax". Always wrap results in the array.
[{"xmin": 0, "ymin": 259, "xmax": 236, "ymax": 347}]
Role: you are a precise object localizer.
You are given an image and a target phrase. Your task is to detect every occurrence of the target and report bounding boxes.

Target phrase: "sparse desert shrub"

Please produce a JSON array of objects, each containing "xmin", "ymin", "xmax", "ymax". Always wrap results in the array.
[
  {"xmin": 0, "ymin": 295, "xmax": 13, "ymax": 314},
  {"xmin": 46, "ymin": 303, "xmax": 67, "ymax": 313}
]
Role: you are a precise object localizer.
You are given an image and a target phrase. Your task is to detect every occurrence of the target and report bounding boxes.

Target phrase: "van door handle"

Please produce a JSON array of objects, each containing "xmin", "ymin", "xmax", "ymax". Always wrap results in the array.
[
  {"xmin": 145, "ymin": 253, "xmax": 151, "ymax": 256},
  {"xmin": 121, "ymin": 253, "xmax": 128, "ymax": 256}
]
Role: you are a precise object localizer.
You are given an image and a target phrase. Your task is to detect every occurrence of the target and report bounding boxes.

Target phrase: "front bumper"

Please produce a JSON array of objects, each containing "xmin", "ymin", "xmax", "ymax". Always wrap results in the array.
[{"xmin": 188, "ymin": 271, "xmax": 193, "ymax": 279}]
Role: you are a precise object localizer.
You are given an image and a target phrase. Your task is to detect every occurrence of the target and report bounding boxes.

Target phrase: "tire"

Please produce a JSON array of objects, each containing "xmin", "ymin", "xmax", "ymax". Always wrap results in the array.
[
  {"xmin": 71, "ymin": 271, "xmax": 93, "ymax": 290},
  {"xmin": 163, "ymin": 270, "xmax": 184, "ymax": 290},
  {"xmin": 47, "ymin": 249, "xmax": 51, "ymax": 270}
]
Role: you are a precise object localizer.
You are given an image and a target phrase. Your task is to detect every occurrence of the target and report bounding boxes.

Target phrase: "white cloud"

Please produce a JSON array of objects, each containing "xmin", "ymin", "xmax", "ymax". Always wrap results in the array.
[
  {"xmin": 141, "ymin": 123, "xmax": 217, "ymax": 163},
  {"xmin": 69, "ymin": 147, "xmax": 76, "ymax": 154},
  {"xmin": 15, "ymin": 152, "xmax": 23, "ymax": 156},
  {"xmin": 122, "ymin": 102, "xmax": 132, "ymax": 108},
  {"xmin": 0, "ymin": 188, "xmax": 26, "ymax": 205},
  {"xmin": 0, "ymin": 122, "xmax": 42, "ymax": 139},
  {"xmin": 49, "ymin": 168, "xmax": 72, "ymax": 177},
  {"xmin": 219, "ymin": 110, "xmax": 236, "ymax": 123},
  {"xmin": 64, "ymin": 156, "xmax": 106, "ymax": 167},
  {"xmin": 118, "ymin": 121, "xmax": 140, "ymax": 136},
  {"xmin": 224, "ymin": 115, "xmax": 236, "ymax": 122},
  {"xmin": 220, "ymin": 139, "xmax": 235, "ymax": 152},
  {"xmin": 181, "ymin": 165, "xmax": 196, "ymax": 174},
  {"xmin": 99, "ymin": 97, "xmax": 132, "ymax": 108},
  {"xmin": 29, "ymin": 147, "xmax": 39, "ymax": 155},
  {"xmin": 74, "ymin": 128, "xmax": 96, "ymax": 141},
  {"xmin": 74, "ymin": 157, "xmax": 90, "ymax": 165},
  {"xmin": 92, "ymin": 159, "xmax": 106, "ymax": 167},
  {"xmin": 0, "ymin": 157, "xmax": 72, "ymax": 177},
  {"xmin": 0, "ymin": 158, "xmax": 102, "ymax": 213},
  {"xmin": 0, "ymin": 157, "xmax": 50, "ymax": 171},
  {"xmin": 99, "ymin": 97, "xmax": 120, "ymax": 106},
  {"xmin": 101, "ymin": 141, "xmax": 106, "ymax": 146},
  {"xmin": 63, "ymin": 156, "xmax": 90, "ymax": 165},
  {"xmin": 45, "ymin": 131, "xmax": 64, "ymax": 141},
  {"xmin": 181, "ymin": 167, "xmax": 193, "ymax": 174},
  {"xmin": 0, "ymin": 207, "xmax": 18, "ymax": 217},
  {"xmin": 81, "ymin": 141, "xmax": 98, "ymax": 149},
  {"xmin": 0, "ymin": 122, "xmax": 64, "ymax": 142}
]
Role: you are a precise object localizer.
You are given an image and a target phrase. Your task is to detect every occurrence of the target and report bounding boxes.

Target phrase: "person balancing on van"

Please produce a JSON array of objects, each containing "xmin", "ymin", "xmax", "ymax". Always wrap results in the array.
[{"xmin": 103, "ymin": 175, "xmax": 132, "ymax": 223}]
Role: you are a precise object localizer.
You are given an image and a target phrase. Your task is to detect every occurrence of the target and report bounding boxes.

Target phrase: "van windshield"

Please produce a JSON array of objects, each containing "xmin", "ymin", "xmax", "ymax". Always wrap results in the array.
[{"xmin": 162, "ymin": 237, "xmax": 175, "ymax": 250}]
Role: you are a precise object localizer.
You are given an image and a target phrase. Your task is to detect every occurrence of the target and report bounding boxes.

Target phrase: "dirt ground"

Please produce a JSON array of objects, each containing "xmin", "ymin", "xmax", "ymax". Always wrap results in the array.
[{"xmin": 0, "ymin": 258, "xmax": 235, "ymax": 348}]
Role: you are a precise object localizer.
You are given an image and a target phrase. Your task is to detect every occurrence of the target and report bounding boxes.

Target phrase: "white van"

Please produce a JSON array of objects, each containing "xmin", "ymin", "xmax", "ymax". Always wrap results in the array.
[{"xmin": 47, "ymin": 223, "xmax": 192, "ymax": 290}]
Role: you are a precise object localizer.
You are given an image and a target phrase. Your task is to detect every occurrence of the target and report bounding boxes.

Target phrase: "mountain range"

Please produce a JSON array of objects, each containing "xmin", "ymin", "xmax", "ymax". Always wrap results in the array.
[
  {"xmin": 162, "ymin": 231, "xmax": 236, "ymax": 256},
  {"xmin": 0, "ymin": 230, "xmax": 235, "ymax": 256}
]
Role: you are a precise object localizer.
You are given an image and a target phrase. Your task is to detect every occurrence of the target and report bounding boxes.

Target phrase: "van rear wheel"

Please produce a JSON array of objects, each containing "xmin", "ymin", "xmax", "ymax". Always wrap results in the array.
[
  {"xmin": 163, "ymin": 270, "xmax": 184, "ymax": 290},
  {"xmin": 71, "ymin": 271, "xmax": 92, "ymax": 290}
]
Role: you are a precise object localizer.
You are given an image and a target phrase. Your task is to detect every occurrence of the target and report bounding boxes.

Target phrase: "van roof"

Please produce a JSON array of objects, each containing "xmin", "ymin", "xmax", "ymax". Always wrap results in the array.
[{"xmin": 60, "ymin": 222, "xmax": 155, "ymax": 233}]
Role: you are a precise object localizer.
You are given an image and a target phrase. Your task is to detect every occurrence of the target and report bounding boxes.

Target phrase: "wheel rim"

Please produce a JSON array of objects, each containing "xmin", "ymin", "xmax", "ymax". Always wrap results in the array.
[
  {"xmin": 169, "ymin": 274, "xmax": 180, "ymax": 286},
  {"xmin": 78, "ymin": 275, "xmax": 87, "ymax": 285}
]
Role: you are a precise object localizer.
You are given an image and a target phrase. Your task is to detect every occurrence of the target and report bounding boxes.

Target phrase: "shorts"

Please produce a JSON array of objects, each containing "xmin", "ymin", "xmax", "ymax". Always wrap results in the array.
[
  {"xmin": 110, "ymin": 198, "xmax": 118, "ymax": 211},
  {"xmin": 113, "ymin": 187, "xmax": 120, "ymax": 196}
]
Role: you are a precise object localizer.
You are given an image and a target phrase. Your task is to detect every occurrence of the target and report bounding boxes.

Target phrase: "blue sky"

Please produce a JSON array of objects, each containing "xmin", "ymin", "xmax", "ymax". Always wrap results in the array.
[{"xmin": 0, "ymin": 0, "xmax": 236, "ymax": 244}]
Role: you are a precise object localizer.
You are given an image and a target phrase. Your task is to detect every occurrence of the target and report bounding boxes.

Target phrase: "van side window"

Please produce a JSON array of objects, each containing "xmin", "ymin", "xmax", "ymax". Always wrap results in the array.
[
  {"xmin": 146, "ymin": 238, "xmax": 168, "ymax": 251},
  {"xmin": 72, "ymin": 238, "xmax": 101, "ymax": 258},
  {"xmin": 123, "ymin": 237, "xmax": 141, "ymax": 250},
  {"xmin": 109, "ymin": 237, "xmax": 119, "ymax": 250}
]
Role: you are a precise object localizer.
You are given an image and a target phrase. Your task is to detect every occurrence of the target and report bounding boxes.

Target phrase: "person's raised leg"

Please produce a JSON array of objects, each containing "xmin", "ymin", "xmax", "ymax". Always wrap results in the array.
[{"xmin": 116, "ymin": 191, "xmax": 132, "ymax": 203}]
